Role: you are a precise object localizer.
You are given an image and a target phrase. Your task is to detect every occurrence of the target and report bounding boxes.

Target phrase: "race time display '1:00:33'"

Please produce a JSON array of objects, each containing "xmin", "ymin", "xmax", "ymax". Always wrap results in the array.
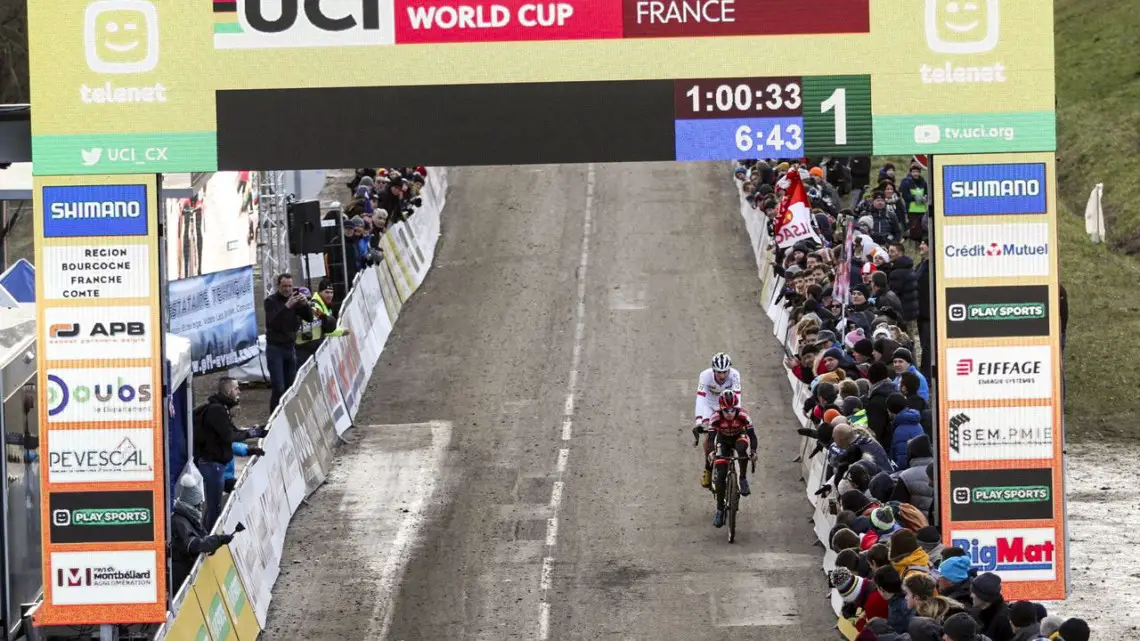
[{"xmin": 673, "ymin": 75, "xmax": 873, "ymax": 161}]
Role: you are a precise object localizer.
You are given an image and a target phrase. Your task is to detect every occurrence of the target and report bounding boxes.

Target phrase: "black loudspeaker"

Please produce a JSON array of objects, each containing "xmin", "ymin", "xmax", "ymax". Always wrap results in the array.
[{"xmin": 287, "ymin": 200, "xmax": 324, "ymax": 254}]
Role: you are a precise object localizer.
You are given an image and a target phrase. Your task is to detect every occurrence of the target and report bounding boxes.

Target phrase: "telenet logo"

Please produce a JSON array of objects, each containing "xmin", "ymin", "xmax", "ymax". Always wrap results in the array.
[{"xmin": 82, "ymin": 0, "xmax": 168, "ymax": 105}]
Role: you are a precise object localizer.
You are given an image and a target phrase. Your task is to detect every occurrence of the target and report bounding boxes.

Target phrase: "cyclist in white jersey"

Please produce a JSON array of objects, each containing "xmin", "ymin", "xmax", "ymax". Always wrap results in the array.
[{"xmin": 693, "ymin": 352, "xmax": 742, "ymax": 488}]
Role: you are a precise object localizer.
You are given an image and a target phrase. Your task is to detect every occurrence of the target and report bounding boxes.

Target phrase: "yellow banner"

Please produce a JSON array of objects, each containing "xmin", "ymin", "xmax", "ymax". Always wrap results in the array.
[
  {"xmin": 165, "ymin": 589, "xmax": 214, "ymax": 641},
  {"xmin": 203, "ymin": 546, "xmax": 262, "ymax": 641}
]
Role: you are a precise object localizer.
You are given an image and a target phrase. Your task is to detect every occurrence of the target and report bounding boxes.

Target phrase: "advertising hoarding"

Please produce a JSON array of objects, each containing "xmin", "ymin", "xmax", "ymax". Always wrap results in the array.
[
  {"xmin": 33, "ymin": 174, "xmax": 168, "ymax": 625},
  {"xmin": 933, "ymin": 153, "xmax": 1065, "ymax": 601}
]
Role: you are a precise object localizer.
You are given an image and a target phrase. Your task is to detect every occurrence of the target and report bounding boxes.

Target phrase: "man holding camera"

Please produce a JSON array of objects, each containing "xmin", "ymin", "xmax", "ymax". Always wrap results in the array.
[{"xmin": 263, "ymin": 273, "xmax": 313, "ymax": 412}]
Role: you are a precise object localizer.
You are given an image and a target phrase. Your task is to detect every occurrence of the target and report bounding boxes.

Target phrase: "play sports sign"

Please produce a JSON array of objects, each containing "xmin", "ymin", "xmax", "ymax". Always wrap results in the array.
[{"xmin": 28, "ymin": 0, "xmax": 1055, "ymax": 173}]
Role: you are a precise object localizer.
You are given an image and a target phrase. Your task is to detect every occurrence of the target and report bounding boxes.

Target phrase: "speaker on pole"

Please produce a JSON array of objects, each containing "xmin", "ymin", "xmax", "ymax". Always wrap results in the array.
[{"xmin": 287, "ymin": 200, "xmax": 324, "ymax": 254}]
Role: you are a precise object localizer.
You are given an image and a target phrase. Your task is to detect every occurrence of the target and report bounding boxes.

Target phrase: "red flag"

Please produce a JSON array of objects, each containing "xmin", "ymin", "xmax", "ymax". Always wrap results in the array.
[{"xmin": 773, "ymin": 170, "xmax": 808, "ymax": 238}]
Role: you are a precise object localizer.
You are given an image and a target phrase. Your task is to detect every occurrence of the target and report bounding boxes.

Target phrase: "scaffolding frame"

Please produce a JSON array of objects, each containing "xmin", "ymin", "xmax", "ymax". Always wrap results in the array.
[{"xmin": 257, "ymin": 170, "xmax": 291, "ymax": 298}]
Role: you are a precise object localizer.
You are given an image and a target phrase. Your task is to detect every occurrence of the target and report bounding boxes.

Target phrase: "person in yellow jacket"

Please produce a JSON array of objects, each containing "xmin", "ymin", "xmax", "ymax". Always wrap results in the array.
[{"xmin": 296, "ymin": 279, "xmax": 348, "ymax": 364}]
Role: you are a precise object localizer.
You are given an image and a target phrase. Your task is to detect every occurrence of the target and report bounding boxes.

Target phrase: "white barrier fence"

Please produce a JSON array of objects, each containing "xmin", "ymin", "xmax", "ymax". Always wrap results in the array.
[
  {"xmin": 736, "ymin": 183, "xmax": 848, "ymax": 617},
  {"xmin": 155, "ymin": 167, "xmax": 449, "ymax": 639}
]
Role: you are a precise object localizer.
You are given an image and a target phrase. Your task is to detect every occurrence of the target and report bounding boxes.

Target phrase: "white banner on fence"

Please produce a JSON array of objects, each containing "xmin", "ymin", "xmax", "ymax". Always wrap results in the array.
[{"xmin": 198, "ymin": 169, "xmax": 450, "ymax": 632}]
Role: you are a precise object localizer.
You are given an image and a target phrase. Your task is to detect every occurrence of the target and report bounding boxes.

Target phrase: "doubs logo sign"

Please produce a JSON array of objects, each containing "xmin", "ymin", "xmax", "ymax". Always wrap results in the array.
[{"xmin": 215, "ymin": 0, "xmax": 397, "ymax": 48}]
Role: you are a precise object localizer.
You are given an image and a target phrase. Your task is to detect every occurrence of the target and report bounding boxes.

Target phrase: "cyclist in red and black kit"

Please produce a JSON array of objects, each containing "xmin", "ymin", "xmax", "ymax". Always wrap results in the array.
[{"xmin": 706, "ymin": 390, "xmax": 758, "ymax": 528}]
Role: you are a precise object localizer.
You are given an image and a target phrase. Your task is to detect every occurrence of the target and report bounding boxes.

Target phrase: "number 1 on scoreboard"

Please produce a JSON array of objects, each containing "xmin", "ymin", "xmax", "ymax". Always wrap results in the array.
[{"xmin": 802, "ymin": 75, "xmax": 872, "ymax": 155}]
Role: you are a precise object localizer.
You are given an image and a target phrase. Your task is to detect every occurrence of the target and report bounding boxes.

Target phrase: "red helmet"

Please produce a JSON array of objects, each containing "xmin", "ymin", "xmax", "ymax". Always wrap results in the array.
[{"xmin": 718, "ymin": 390, "xmax": 740, "ymax": 410}]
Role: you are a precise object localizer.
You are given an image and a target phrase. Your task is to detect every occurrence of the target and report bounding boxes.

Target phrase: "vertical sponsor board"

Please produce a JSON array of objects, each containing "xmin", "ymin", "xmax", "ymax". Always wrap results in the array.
[
  {"xmin": 33, "ymin": 174, "xmax": 167, "ymax": 625},
  {"xmin": 933, "ymin": 153, "xmax": 1065, "ymax": 600}
]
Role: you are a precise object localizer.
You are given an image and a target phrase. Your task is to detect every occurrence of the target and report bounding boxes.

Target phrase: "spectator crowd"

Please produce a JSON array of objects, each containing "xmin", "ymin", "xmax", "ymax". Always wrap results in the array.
[{"xmin": 735, "ymin": 158, "xmax": 1087, "ymax": 641}]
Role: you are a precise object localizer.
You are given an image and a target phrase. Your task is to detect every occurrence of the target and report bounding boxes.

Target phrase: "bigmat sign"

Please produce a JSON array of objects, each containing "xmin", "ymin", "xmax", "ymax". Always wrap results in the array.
[
  {"xmin": 33, "ymin": 174, "xmax": 167, "ymax": 625},
  {"xmin": 933, "ymin": 153, "xmax": 1066, "ymax": 600},
  {"xmin": 28, "ymin": 0, "xmax": 1055, "ymax": 173}
]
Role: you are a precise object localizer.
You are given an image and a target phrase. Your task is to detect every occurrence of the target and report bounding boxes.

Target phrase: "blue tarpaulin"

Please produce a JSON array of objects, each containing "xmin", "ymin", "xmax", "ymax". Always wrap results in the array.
[{"xmin": 0, "ymin": 259, "xmax": 34, "ymax": 303}]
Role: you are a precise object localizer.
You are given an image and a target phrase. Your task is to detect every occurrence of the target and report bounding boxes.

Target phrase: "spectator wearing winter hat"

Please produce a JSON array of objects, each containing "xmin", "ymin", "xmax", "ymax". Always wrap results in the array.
[
  {"xmin": 943, "ymin": 612, "xmax": 981, "ymax": 641},
  {"xmin": 870, "ymin": 505, "xmax": 902, "ymax": 541},
  {"xmin": 970, "ymin": 573, "xmax": 1013, "ymax": 641},
  {"xmin": 936, "ymin": 555, "xmax": 974, "ymax": 605},
  {"xmin": 890, "ymin": 435, "xmax": 936, "ymax": 518},
  {"xmin": 832, "ymin": 527, "xmax": 862, "ymax": 552},
  {"xmin": 891, "ymin": 347, "xmax": 930, "ymax": 402},
  {"xmin": 1038, "ymin": 616, "xmax": 1064, "ymax": 639},
  {"xmin": 1008, "ymin": 602, "xmax": 1041, "ymax": 641},
  {"xmin": 907, "ymin": 617, "xmax": 945, "ymax": 641},
  {"xmin": 1056, "ymin": 619, "xmax": 1089, "ymax": 641},
  {"xmin": 887, "ymin": 392, "xmax": 924, "ymax": 468},
  {"xmin": 833, "ymin": 423, "xmax": 894, "ymax": 481},
  {"xmin": 905, "ymin": 573, "xmax": 967, "ymax": 624},
  {"xmin": 864, "ymin": 362, "xmax": 899, "ymax": 445},
  {"xmin": 888, "ymin": 529, "xmax": 932, "ymax": 581},
  {"xmin": 868, "ymin": 471, "xmax": 897, "ymax": 504},
  {"xmin": 915, "ymin": 526, "xmax": 943, "ymax": 560},
  {"xmin": 832, "ymin": 567, "xmax": 875, "ymax": 617}
]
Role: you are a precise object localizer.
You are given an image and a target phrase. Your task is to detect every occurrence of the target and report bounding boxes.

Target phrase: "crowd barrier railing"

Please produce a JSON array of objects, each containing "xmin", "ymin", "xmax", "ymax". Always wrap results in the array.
[
  {"xmin": 154, "ymin": 167, "xmax": 449, "ymax": 641},
  {"xmin": 735, "ymin": 183, "xmax": 852, "ymax": 622}
]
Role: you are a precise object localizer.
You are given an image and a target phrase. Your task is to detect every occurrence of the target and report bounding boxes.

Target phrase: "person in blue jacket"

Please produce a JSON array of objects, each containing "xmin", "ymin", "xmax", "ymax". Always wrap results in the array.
[
  {"xmin": 887, "ymin": 393, "xmax": 924, "ymax": 469},
  {"xmin": 224, "ymin": 441, "xmax": 265, "ymax": 493},
  {"xmin": 890, "ymin": 348, "xmax": 929, "ymax": 402}
]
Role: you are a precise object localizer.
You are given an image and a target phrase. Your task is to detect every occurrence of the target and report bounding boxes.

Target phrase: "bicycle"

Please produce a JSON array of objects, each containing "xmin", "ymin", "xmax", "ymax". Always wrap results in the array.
[{"xmin": 693, "ymin": 428, "xmax": 756, "ymax": 544}]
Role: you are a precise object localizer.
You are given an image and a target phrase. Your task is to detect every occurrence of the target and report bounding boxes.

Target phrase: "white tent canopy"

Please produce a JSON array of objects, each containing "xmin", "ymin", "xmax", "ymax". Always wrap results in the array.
[{"xmin": 0, "ymin": 163, "xmax": 195, "ymax": 200}]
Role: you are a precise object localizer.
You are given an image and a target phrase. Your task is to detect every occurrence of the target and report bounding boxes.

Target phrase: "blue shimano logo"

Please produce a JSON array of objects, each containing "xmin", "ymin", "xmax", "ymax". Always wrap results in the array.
[
  {"xmin": 42, "ymin": 184, "xmax": 149, "ymax": 238},
  {"xmin": 942, "ymin": 163, "xmax": 1048, "ymax": 216}
]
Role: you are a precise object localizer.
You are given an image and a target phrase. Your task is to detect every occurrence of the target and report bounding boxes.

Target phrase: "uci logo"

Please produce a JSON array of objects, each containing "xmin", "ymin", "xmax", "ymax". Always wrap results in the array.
[
  {"xmin": 216, "ymin": 0, "xmax": 395, "ymax": 48},
  {"xmin": 47, "ymin": 373, "xmax": 153, "ymax": 418}
]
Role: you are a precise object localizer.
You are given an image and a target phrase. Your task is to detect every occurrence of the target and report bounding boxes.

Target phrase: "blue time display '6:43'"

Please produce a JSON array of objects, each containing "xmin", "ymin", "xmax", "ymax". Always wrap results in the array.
[{"xmin": 674, "ymin": 117, "xmax": 804, "ymax": 161}]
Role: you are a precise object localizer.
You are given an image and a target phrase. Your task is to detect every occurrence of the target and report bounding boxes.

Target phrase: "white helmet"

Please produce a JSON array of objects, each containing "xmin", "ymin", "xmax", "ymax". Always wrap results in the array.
[{"xmin": 711, "ymin": 352, "xmax": 732, "ymax": 373}]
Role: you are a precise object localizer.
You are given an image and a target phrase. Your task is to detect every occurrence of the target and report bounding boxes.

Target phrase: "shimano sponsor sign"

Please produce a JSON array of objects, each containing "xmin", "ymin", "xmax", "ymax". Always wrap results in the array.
[
  {"xmin": 942, "ymin": 163, "xmax": 1048, "ymax": 216},
  {"xmin": 41, "ymin": 184, "xmax": 149, "ymax": 238}
]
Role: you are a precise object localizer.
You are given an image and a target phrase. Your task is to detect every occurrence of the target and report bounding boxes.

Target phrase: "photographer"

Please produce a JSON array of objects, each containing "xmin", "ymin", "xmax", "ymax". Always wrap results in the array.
[
  {"xmin": 295, "ymin": 280, "xmax": 348, "ymax": 364},
  {"xmin": 263, "ymin": 273, "xmax": 313, "ymax": 412}
]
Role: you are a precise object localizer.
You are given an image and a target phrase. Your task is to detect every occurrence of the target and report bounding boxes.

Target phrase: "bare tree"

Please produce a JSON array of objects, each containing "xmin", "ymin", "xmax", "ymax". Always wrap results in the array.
[{"xmin": 0, "ymin": 0, "xmax": 28, "ymax": 104}]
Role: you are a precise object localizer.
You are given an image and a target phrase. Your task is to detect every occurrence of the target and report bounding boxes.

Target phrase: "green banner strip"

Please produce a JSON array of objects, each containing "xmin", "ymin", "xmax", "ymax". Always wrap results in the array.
[
  {"xmin": 31, "ymin": 131, "xmax": 218, "ymax": 175},
  {"xmin": 873, "ymin": 111, "xmax": 1056, "ymax": 155}
]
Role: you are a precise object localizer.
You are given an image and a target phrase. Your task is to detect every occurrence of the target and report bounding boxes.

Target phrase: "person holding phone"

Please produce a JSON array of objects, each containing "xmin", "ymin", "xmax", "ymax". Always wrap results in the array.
[{"xmin": 263, "ymin": 273, "xmax": 314, "ymax": 412}]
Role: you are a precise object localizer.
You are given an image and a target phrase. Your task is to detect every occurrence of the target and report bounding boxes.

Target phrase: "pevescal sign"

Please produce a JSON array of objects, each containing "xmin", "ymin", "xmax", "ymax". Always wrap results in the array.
[
  {"xmin": 47, "ymin": 428, "xmax": 156, "ymax": 483},
  {"xmin": 949, "ymin": 468, "xmax": 1053, "ymax": 521},
  {"xmin": 944, "ymin": 285, "xmax": 1049, "ymax": 339},
  {"xmin": 49, "ymin": 490, "xmax": 155, "ymax": 544}
]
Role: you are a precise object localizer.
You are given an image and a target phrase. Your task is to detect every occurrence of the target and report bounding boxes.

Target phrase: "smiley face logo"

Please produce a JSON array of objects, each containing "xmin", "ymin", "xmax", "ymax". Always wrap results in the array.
[
  {"xmin": 84, "ymin": 0, "xmax": 159, "ymax": 73},
  {"xmin": 924, "ymin": 0, "xmax": 1000, "ymax": 54}
]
